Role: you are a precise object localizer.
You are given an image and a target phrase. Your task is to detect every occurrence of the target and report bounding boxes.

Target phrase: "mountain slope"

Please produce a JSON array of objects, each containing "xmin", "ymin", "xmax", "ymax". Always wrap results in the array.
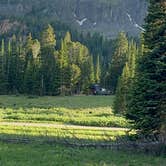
[{"xmin": 0, "ymin": 0, "xmax": 147, "ymax": 38}]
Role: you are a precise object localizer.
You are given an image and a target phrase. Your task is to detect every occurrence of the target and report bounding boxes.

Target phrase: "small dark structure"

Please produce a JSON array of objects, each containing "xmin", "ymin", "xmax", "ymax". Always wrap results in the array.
[{"xmin": 90, "ymin": 84, "xmax": 111, "ymax": 95}]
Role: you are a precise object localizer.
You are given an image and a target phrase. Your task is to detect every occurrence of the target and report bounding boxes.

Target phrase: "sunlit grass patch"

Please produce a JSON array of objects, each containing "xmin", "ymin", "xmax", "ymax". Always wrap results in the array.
[{"xmin": 0, "ymin": 95, "xmax": 129, "ymax": 128}]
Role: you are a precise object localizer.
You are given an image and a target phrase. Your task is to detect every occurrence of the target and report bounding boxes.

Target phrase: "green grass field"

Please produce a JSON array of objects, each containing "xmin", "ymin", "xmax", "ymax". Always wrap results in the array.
[
  {"xmin": 0, "ymin": 95, "xmax": 129, "ymax": 127},
  {"xmin": 0, "ymin": 142, "xmax": 165, "ymax": 166},
  {"xmin": 0, "ymin": 95, "xmax": 165, "ymax": 165},
  {"xmin": 0, "ymin": 125, "xmax": 128, "ymax": 143}
]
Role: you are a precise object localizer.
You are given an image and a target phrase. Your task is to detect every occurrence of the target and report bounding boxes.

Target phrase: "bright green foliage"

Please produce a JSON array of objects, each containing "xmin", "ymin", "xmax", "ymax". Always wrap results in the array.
[
  {"xmin": 108, "ymin": 32, "xmax": 128, "ymax": 92},
  {"xmin": 0, "ymin": 25, "xmax": 97, "ymax": 95},
  {"xmin": 138, "ymin": 33, "xmax": 145, "ymax": 58},
  {"xmin": 0, "ymin": 39, "xmax": 7, "ymax": 93},
  {"xmin": 89, "ymin": 56, "xmax": 95, "ymax": 84},
  {"xmin": 41, "ymin": 24, "xmax": 56, "ymax": 48},
  {"xmin": 24, "ymin": 34, "xmax": 41, "ymax": 94},
  {"xmin": 95, "ymin": 55, "xmax": 101, "ymax": 83},
  {"xmin": 128, "ymin": 40, "xmax": 137, "ymax": 78},
  {"xmin": 0, "ymin": 125, "xmax": 127, "ymax": 143},
  {"xmin": 114, "ymin": 63, "xmax": 130, "ymax": 114},
  {"xmin": 40, "ymin": 25, "xmax": 57, "ymax": 95},
  {"xmin": 70, "ymin": 64, "xmax": 81, "ymax": 92},
  {"xmin": 0, "ymin": 95, "xmax": 129, "ymax": 128},
  {"xmin": 7, "ymin": 35, "xmax": 22, "ymax": 93},
  {"xmin": 114, "ymin": 40, "xmax": 138, "ymax": 114},
  {"xmin": 126, "ymin": 0, "xmax": 166, "ymax": 137},
  {"xmin": 58, "ymin": 32, "xmax": 94, "ymax": 95}
]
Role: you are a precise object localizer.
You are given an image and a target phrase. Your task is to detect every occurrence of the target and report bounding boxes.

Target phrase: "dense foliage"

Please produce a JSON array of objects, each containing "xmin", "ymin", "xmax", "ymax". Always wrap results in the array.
[
  {"xmin": 0, "ymin": 25, "xmax": 104, "ymax": 95},
  {"xmin": 125, "ymin": 0, "xmax": 166, "ymax": 138},
  {"xmin": 114, "ymin": 40, "xmax": 138, "ymax": 114},
  {"xmin": 106, "ymin": 32, "xmax": 129, "ymax": 92},
  {"xmin": 0, "ymin": 20, "xmax": 135, "ymax": 95}
]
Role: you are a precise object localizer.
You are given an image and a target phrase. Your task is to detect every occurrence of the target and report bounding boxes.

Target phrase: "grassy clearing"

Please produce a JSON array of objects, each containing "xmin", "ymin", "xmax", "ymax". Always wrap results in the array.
[
  {"xmin": 0, "ymin": 124, "xmax": 129, "ymax": 143},
  {"xmin": 0, "ymin": 95, "xmax": 129, "ymax": 128},
  {"xmin": 0, "ymin": 142, "xmax": 165, "ymax": 166},
  {"xmin": 0, "ymin": 95, "xmax": 165, "ymax": 165},
  {"xmin": 0, "ymin": 95, "xmax": 114, "ymax": 109}
]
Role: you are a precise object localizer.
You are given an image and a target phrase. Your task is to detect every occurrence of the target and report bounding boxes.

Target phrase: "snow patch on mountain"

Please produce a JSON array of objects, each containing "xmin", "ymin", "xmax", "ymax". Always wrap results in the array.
[
  {"xmin": 76, "ymin": 18, "xmax": 87, "ymax": 26},
  {"xmin": 134, "ymin": 24, "xmax": 145, "ymax": 31},
  {"xmin": 126, "ymin": 12, "xmax": 145, "ymax": 32}
]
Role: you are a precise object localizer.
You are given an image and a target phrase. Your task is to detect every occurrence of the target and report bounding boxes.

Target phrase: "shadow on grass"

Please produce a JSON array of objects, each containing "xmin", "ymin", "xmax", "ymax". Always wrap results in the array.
[{"xmin": 0, "ymin": 133, "xmax": 165, "ymax": 156}]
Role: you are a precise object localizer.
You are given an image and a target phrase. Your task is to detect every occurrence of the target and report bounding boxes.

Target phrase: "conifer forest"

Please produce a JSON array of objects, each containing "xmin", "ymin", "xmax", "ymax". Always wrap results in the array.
[{"xmin": 0, "ymin": 0, "xmax": 165, "ymax": 165}]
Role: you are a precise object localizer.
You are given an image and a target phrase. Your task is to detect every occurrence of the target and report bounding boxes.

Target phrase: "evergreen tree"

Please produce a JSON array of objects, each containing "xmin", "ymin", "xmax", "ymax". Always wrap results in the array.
[
  {"xmin": 58, "ymin": 39, "xmax": 70, "ymax": 95},
  {"xmin": 108, "ymin": 32, "xmax": 128, "ymax": 92},
  {"xmin": 138, "ymin": 33, "xmax": 145, "ymax": 58},
  {"xmin": 70, "ymin": 64, "xmax": 81, "ymax": 94},
  {"xmin": 6, "ymin": 40, "xmax": 11, "ymax": 93},
  {"xmin": 114, "ymin": 63, "xmax": 130, "ymax": 114},
  {"xmin": 7, "ymin": 35, "xmax": 21, "ymax": 93},
  {"xmin": 128, "ymin": 40, "xmax": 137, "ymax": 78},
  {"xmin": 95, "ymin": 55, "xmax": 101, "ymax": 83},
  {"xmin": 114, "ymin": 40, "xmax": 138, "ymax": 114},
  {"xmin": 0, "ymin": 25, "xmax": 113, "ymax": 96},
  {"xmin": 0, "ymin": 39, "xmax": 7, "ymax": 94},
  {"xmin": 126, "ymin": 0, "xmax": 166, "ymax": 138},
  {"xmin": 89, "ymin": 56, "xmax": 95, "ymax": 84},
  {"xmin": 24, "ymin": 35, "xmax": 41, "ymax": 94},
  {"xmin": 40, "ymin": 24, "xmax": 56, "ymax": 95}
]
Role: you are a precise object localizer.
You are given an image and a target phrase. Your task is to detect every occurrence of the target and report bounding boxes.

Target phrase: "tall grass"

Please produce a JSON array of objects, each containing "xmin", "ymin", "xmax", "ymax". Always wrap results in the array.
[{"xmin": 0, "ymin": 95, "xmax": 129, "ymax": 127}]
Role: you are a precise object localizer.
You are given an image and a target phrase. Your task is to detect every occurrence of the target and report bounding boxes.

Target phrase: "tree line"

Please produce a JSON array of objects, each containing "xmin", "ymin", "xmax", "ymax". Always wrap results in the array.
[
  {"xmin": 0, "ymin": 25, "xmax": 101, "ymax": 95},
  {"xmin": 0, "ymin": 23, "xmax": 136, "ymax": 96}
]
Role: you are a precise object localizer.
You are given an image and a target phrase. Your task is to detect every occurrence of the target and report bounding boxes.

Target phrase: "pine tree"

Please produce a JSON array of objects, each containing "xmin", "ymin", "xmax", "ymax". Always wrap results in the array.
[
  {"xmin": 128, "ymin": 40, "xmax": 137, "ymax": 78},
  {"xmin": 126, "ymin": 0, "xmax": 166, "ymax": 138},
  {"xmin": 40, "ymin": 24, "xmax": 56, "ymax": 95},
  {"xmin": 114, "ymin": 63, "xmax": 130, "ymax": 114},
  {"xmin": 24, "ymin": 34, "xmax": 35, "ymax": 94},
  {"xmin": 89, "ymin": 56, "xmax": 95, "ymax": 84},
  {"xmin": 58, "ymin": 39, "xmax": 70, "ymax": 95},
  {"xmin": 0, "ymin": 39, "xmax": 7, "ymax": 94},
  {"xmin": 114, "ymin": 40, "xmax": 138, "ymax": 114},
  {"xmin": 6, "ymin": 40, "xmax": 11, "ymax": 93},
  {"xmin": 108, "ymin": 32, "xmax": 128, "ymax": 92},
  {"xmin": 70, "ymin": 64, "xmax": 81, "ymax": 94},
  {"xmin": 95, "ymin": 55, "xmax": 101, "ymax": 83},
  {"xmin": 7, "ymin": 35, "xmax": 20, "ymax": 93}
]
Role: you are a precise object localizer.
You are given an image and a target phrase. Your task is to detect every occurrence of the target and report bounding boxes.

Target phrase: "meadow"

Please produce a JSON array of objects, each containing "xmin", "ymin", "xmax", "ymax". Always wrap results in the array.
[
  {"xmin": 0, "ymin": 95, "xmax": 128, "ymax": 127},
  {"xmin": 0, "ymin": 142, "xmax": 165, "ymax": 166},
  {"xmin": 0, "ymin": 95, "xmax": 165, "ymax": 166}
]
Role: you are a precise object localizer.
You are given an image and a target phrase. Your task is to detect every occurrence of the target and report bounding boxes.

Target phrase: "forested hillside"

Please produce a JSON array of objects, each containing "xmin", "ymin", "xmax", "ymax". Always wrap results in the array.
[
  {"xmin": 0, "ymin": 0, "xmax": 148, "ymax": 95},
  {"xmin": 0, "ymin": 0, "xmax": 147, "ymax": 38}
]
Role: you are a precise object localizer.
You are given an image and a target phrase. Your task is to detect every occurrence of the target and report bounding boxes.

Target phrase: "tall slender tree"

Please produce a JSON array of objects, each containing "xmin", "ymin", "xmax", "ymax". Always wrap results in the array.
[
  {"xmin": 114, "ymin": 41, "xmax": 138, "ymax": 114},
  {"xmin": 0, "ymin": 39, "xmax": 7, "ymax": 93},
  {"xmin": 95, "ymin": 55, "xmax": 101, "ymax": 83},
  {"xmin": 40, "ymin": 24, "xmax": 56, "ymax": 95},
  {"xmin": 108, "ymin": 32, "xmax": 128, "ymax": 92}
]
